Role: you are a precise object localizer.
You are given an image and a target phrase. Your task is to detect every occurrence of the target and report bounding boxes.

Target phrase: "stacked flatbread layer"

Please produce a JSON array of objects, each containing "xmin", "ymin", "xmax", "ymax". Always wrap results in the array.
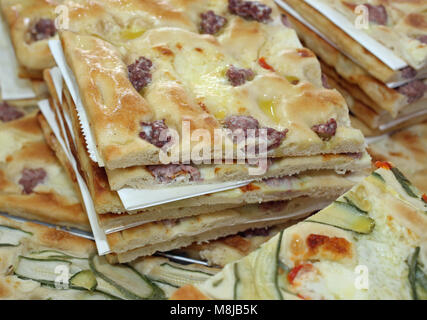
[
  {"xmin": 279, "ymin": 0, "xmax": 427, "ymax": 136},
  {"xmin": 2, "ymin": 0, "xmax": 369, "ymax": 264}
]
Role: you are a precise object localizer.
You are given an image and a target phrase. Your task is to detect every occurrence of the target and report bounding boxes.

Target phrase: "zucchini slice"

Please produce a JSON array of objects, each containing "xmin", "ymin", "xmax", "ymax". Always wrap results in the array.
[
  {"xmin": 144, "ymin": 262, "xmax": 215, "ymax": 288},
  {"xmin": 0, "ymin": 225, "xmax": 32, "ymax": 247},
  {"xmin": 233, "ymin": 263, "xmax": 240, "ymax": 300},
  {"xmin": 307, "ymin": 201, "xmax": 375, "ymax": 234},
  {"xmin": 14, "ymin": 256, "xmax": 72, "ymax": 286},
  {"xmin": 391, "ymin": 167, "xmax": 418, "ymax": 198},
  {"xmin": 70, "ymin": 270, "xmax": 97, "ymax": 291},
  {"xmin": 408, "ymin": 247, "xmax": 427, "ymax": 300},
  {"xmin": 89, "ymin": 255, "xmax": 164, "ymax": 300}
]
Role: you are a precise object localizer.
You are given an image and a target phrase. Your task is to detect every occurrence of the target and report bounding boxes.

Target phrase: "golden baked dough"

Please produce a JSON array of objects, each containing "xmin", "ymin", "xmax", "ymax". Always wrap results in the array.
[
  {"xmin": 172, "ymin": 166, "xmax": 427, "ymax": 300},
  {"xmin": 0, "ymin": 111, "xmax": 89, "ymax": 230}
]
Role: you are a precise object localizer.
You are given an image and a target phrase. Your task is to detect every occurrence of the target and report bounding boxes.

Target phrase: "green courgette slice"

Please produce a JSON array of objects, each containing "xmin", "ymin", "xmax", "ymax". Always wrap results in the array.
[
  {"xmin": 233, "ymin": 263, "xmax": 240, "ymax": 300},
  {"xmin": 391, "ymin": 167, "xmax": 418, "ymax": 198},
  {"xmin": 0, "ymin": 225, "xmax": 32, "ymax": 247},
  {"xmin": 70, "ymin": 270, "xmax": 97, "ymax": 291},
  {"xmin": 142, "ymin": 262, "xmax": 215, "ymax": 288},
  {"xmin": 307, "ymin": 201, "xmax": 375, "ymax": 234},
  {"xmin": 371, "ymin": 172, "xmax": 385, "ymax": 182},
  {"xmin": 89, "ymin": 255, "xmax": 164, "ymax": 300},
  {"xmin": 408, "ymin": 247, "xmax": 427, "ymax": 300},
  {"xmin": 14, "ymin": 256, "xmax": 72, "ymax": 286}
]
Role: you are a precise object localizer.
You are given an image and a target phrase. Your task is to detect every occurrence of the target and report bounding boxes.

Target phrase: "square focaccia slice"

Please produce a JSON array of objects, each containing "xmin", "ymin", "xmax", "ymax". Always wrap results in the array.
[
  {"xmin": 0, "ymin": 214, "xmax": 219, "ymax": 299},
  {"xmin": 57, "ymin": 0, "xmax": 364, "ymax": 168},
  {"xmin": 171, "ymin": 164, "xmax": 427, "ymax": 300},
  {"xmin": 0, "ymin": 111, "xmax": 89, "ymax": 230}
]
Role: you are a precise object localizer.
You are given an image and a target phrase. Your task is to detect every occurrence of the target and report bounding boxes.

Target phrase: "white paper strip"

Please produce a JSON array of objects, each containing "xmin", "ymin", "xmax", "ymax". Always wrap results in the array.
[
  {"xmin": 0, "ymin": 16, "xmax": 35, "ymax": 100},
  {"xmin": 378, "ymin": 108, "xmax": 427, "ymax": 132},
  {"xmin": 117, "ymin": 180, "xmax": 253, "ymax": 212},
  {"xmin": 48, "ymin": 40, "xmax": 104, "ymax": 166},
  {"xmin": 38, "ymin": 99, "xmax": 110, "ymax": 255},
  {"xmin": 302, "ymin": 0, "xmax": 407, "ymax": 71}
]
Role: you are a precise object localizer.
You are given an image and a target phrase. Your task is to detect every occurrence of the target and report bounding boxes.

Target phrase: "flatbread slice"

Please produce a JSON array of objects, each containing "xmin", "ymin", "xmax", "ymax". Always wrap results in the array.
[
  {"xmin": 0, "ymin": 111, "xmax": 89, "ymax": 230},
  {"xmin": 106, "ymin": 195, "xmax": 337, "ymax": 263},
  {"xmin": 54, "ymin": 0, "xmax": 364, "ymax": 168},
  {"xmin": 171, "ymin": 164, "xmax": 427, "ymax": 300}
]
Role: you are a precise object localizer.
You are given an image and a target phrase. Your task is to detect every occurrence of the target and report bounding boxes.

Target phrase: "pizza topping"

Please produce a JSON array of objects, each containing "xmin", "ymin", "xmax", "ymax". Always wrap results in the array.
[
  {"xmin": 128, "ymin": 57, "xmax": 153, "ymax": 91},
  {"xmin": 418, "ymin": 35, "xmax": 427, "ymax": 44},
  {"xmin": 224, "ymin": 115, "xmax": 288, "ymax": 150},
  {"xmin": 364, "ymin": 4, "xmax": 388, "ymax": 25},
  {"xmin": 400, "ymin": 66, "xmax": 417, "ymax": 79},
  {"xmin": 258, "ymin": 57, "xmax": 275, "ymax": 71},
  {"xmin": 238, "ymin": 227, "xmax": 271, "ymax": 238},
  {"xmin": 321, "ymin": 73, "xmax": 331, "ymax": 89},
  {"xmin": 147, "ymin": 164, "xmax": 202, "ymax": 183},
  {"xmin": 422, "ymin": 194, "xmax": 427, "ymax": 204},
  {"xmin": 19, "ymin": 168, "xmax": 47, "ymax": 194},
  {"xmin": 374, "ymin": 160, "xmax": 392, "ymax": 170},
  {"xmin": 224, "ymin": 115, "xmax": 260, "ymax": 141},
  {"xmin": 280, "ymin": 14, "xmax": 292, "ymax": 27},
  {"xmin": 266, "ymin": 127, "xmax": 288, "ymax": 150},
  {"xmin": 226, "ymin": 65, "xmax": 254, "ymax": 86},
  {"xmin": 397, "ymin": 80, "xmax": 427, "ymax": 103},
  {"xmin": 311, "ymin": 118, "xmax": 337, "ymax": 140},
  {"xmin": 344, "ymin": 152, "xmax": 363, "ymax": 159},
  {"xmin": 139, "ymin": 119, "xmax": 171, "ymax": 148},
  {"xmin": 259, "ymin": 200, "xmax": 289, "ymax": 212},
  {"xmin": 228, "ymin": 0, "xmax": 272, "ymax": 23},
  {"xmin": 220, "ymin": 235, "xmax": 251, "ymax": 254},
  {"xmin": 306, "ymin": 234, "xmax": 352, "ymax": 256},
  {"xmin": 200, "ymin": 11, "xmax": 227, "ymax": 34},
  {"xmin": 0, "ymin": 102, "xmax": 24, "ymax": 122},
  {"xmin": 30, "ymin": 18, "xmax": 56, "ymax": 41},
  {"xmin": 287, "ymin": 263, "xmax": 313, "ymax": 285}
]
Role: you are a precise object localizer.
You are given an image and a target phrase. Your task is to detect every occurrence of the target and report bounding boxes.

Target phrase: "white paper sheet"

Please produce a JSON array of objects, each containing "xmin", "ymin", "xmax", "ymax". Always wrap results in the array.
[
  {"xmin": 117, "ymin": 180, "xmax": 252, "ymax": 211},
  {"xmin": 0, "ymin": 15, "xmax": 35, "ymax": 100},
  {"xmin": 48, "ymin": 40, "xmax": 103, "ymax": 166},
  {"xmin": 38, "ymin": 99, "xmax": 111, "ymax": 255},
  {"xmin": 378, "ymin": 108, "xmax": 427, "ymax": 132},
  {"xmin": 302, "ymin": 0, "xmax": 407, "ymax": 71}
]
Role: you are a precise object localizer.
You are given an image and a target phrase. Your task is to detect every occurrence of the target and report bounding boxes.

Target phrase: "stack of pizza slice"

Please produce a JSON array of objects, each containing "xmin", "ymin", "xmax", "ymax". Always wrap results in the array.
[
  {"xmin": 278, "ymin": 0, "xmax": 427, "ymax": 136},
  {"xmin": 1, "ymin": 0, "xmax": 370, "ymax": 264}
]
